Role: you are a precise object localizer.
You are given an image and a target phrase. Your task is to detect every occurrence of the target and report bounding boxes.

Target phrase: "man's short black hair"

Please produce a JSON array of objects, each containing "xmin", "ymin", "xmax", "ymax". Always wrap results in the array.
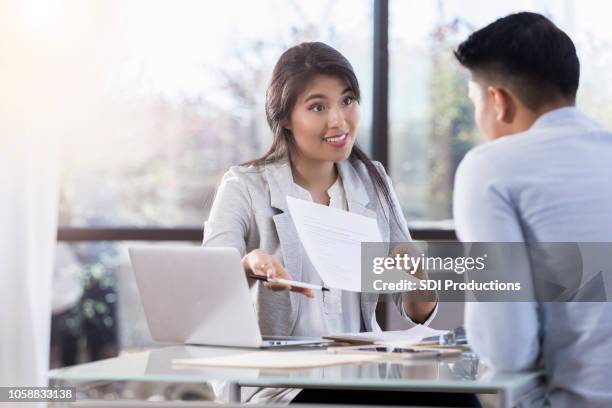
[{"xmin": 454, "ymin": 12, "xmax": 580, "ymax": 110}]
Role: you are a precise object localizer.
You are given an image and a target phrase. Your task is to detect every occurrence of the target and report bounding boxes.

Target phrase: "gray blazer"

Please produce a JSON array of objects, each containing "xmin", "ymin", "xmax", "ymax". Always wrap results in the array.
[{"xmin": 203, "ymin": 158, "xmax": 415, "ymax": 336}]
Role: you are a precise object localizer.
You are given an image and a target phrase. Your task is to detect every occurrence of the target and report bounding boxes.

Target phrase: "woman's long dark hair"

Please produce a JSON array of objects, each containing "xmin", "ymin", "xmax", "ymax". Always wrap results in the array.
[{"xmin": 244, "ymin": 42, "xmax": 401, "ymax": 229}]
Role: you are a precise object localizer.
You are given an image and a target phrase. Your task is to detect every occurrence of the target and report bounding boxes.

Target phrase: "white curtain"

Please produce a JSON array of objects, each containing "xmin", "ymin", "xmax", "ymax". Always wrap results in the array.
[
  {"xmin": 0, "ymin": 0, "xmax": 129, "ymax": 389},
  {"xmin": 0, "ymin": 137, "xmax": 59, "ymax": 386},
  {"xmin": 0, "ymin": 0, "xmax": 63, "ymax": 388}
]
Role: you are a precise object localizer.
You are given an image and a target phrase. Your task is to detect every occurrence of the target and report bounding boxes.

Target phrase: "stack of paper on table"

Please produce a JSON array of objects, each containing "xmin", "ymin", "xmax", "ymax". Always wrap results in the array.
[
  {"xmin": 173, "ymin": 351, "xmax": 381, "ymax": 369},
  {"xmin": 324, "ymin": 325, "xmax": 450, "ymax": 347}
]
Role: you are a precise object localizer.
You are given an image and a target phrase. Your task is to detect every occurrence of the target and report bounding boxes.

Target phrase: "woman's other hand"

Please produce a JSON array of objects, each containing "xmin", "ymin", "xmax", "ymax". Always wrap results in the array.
[{"xmin": 391, "ymin": 243, "xmax": 437, "ymax": 323}]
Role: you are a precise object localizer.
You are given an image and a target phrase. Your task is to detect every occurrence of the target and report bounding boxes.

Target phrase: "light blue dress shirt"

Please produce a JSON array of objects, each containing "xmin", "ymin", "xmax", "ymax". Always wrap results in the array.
[{"xmin": 454, "ymin": 107, "xmax": 612, "ymax": 407}]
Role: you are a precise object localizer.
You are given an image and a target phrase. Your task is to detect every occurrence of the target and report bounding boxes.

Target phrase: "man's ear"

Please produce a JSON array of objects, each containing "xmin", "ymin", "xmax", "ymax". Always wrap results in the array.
[{"xmin": 488, "ymin": 86, "xmax": 516, "ymax": 123}]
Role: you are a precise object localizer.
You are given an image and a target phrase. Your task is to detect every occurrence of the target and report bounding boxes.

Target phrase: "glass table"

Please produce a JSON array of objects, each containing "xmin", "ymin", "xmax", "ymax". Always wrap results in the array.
[{"xmin": 49, "ymin": 345, "xmax": 544, "ymax": 407}]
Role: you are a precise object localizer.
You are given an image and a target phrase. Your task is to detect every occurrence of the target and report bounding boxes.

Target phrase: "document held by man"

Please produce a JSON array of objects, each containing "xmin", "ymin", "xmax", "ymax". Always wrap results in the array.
[{"xmin": 286, "ymin": 196, "xmax": 382, "ymax": 292}]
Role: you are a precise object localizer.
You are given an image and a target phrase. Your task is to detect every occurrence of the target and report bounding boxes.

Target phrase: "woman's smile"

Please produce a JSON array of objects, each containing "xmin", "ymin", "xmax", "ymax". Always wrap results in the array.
[{"xmin": 322, "ymin": 132, "xmax": 350, "ymax": 148}]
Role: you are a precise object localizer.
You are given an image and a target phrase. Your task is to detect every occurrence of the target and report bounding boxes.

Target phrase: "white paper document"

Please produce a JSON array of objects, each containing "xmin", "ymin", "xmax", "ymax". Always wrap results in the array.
[
  {"xmin": 326, "ymin": 324, "xmax": 450, "ymax": 346},
  {"xmin": 286, "ymin": 196, "xmax": 382, "ymax": 292}
]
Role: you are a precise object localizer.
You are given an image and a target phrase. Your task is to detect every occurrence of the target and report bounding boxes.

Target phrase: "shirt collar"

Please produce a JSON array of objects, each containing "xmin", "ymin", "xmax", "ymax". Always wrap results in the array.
[
  {"xmin": 292, "ymin": 172, "xmax": 343, "ymax": 202},
  {"xmin": 264, "ymin": 158, "xmax": 370, "ymax": 213},
  {"xmin": 529, "ymin": 106, "xmax": 584, "ymax": 131}
]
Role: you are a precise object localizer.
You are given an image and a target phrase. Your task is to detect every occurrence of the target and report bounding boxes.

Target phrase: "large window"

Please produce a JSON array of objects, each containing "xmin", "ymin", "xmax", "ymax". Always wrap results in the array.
[{"xmin": 59, "ymin": 0, "xmax": 373, "ymax": 227}]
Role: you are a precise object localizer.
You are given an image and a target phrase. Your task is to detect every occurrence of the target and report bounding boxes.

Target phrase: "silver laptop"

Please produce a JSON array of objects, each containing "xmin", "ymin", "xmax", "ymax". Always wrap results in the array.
[{"xmin": 128, "ymin": 245, "xmax": 327, "ymax": 348}]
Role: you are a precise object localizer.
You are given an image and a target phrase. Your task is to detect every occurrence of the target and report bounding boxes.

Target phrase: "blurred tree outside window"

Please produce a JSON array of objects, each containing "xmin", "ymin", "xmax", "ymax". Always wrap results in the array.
[{"xmin": 58, "ymin": 0, "xmax": 373, "ymax": 228}]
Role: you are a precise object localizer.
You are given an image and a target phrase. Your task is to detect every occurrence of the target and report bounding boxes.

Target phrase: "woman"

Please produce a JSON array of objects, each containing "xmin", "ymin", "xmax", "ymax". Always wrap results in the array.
[{"xmin": 203, "ymin": 42, "xmax": 438, "ymax": 404}]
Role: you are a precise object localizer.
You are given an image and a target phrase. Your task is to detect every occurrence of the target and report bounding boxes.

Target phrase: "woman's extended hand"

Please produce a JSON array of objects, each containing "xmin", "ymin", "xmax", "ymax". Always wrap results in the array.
[
  {"xmin": 242, "ymin": 249, "xmax": 314, "ymax": 298},
  {"xmin": 391, "ymin": 243, "xmax": 438, "ymax": 323}
]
